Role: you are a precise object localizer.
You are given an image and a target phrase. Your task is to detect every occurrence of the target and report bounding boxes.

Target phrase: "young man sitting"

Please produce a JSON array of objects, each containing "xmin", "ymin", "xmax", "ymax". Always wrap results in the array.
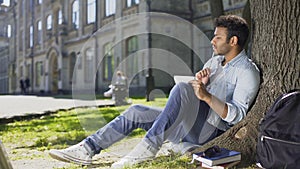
[{"xmin": 49, "ymin": 15, "xmax": 260, "ymax": 168}]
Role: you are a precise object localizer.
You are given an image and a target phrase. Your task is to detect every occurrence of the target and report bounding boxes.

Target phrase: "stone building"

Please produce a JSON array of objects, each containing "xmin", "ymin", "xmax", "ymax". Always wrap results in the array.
[
  {"xmin": 0, "ymin": 2, "xmax": 12, "ymax": 94},
  {"xmin": 0, "ymin": 0, "xmax": 248, "ymax": 96}
]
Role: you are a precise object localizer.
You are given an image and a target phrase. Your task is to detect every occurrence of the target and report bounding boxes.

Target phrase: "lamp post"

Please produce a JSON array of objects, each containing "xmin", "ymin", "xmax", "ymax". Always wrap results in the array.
[
  {"xmin": 30, "ymin": 0, "xmax": 34, "ymax": 94},
  {"xmin": 146, "ymin": 0, "xmax": 154, "ymax": 101}
]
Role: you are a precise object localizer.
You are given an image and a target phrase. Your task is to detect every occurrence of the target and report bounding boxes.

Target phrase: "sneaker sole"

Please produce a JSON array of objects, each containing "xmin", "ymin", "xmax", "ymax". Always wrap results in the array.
[{"xmin": 49, "ymin": 150, "xmax": 92, "ymax": 166}]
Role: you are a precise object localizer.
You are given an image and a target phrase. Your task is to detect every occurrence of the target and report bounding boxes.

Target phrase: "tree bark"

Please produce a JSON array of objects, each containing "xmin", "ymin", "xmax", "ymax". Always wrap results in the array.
[{"xmin": 191, "ymin": 0, "xmax": 300, "ymax": 167}]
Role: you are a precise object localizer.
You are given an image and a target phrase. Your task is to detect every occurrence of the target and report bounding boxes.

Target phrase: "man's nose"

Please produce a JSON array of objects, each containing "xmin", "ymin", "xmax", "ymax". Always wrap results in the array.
[{"xmin": 210, "ymin": 38, "xmax": 215, "ymax": 45}]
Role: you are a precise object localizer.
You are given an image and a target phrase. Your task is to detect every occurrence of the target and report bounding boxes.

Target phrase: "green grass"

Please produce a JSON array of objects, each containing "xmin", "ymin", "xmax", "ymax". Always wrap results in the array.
[
  {"xmin": 1, "ymin": 97, "xmax": 192, "ymax": 168},
  {"xmin": 0, "ymin": 97, "xmax": 254, "ymax": 169},
  {"xmin": 0, "ymin": 98, "xmax": 168, "ymax": 150}
]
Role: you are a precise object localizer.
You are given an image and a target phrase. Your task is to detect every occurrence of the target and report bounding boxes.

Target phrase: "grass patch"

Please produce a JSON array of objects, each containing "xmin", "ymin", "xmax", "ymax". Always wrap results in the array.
[
  {"xmin": 0, "ymin": 97, "xmax": 177, "ymax": 168},
  {"xmin": 0, "ymin": 97, "xmax": 257, "ymax": 168},
  {"xmin": 0, "ymin": 98, "xmax": 255, "ymax": 169}
]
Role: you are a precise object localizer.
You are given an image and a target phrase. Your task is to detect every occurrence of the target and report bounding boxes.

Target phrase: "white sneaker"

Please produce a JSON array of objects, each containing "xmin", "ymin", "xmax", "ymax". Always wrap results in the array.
[
  {"xmin": 111, "ymin": 140, "xmax": 158, "ymax": 168},
  {"xmin": 49, "ymin": 141, "xmax": 93, "ymax": 165}
]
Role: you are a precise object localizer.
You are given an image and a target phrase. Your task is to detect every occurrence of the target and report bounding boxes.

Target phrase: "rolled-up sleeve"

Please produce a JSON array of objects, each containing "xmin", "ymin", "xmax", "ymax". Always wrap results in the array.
[{"xmin": 223, "ymin": 67, "xmax": 260, "ymax": 124}]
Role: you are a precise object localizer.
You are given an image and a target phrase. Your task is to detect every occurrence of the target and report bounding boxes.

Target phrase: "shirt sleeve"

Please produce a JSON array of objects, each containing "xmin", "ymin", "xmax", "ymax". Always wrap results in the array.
[{"xmin": 223, "ymin": 67, "xmax": 260, "ymax": 124}]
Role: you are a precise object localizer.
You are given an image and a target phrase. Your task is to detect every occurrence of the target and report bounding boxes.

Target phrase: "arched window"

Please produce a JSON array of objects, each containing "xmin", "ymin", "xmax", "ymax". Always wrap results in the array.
[
  {"xmin": 87, "ymin": 0, "xmax": 96, "ymax": 24},
  {"xmin": 72, "ymin": 0, "xmax": 79, "ymax": 29}
]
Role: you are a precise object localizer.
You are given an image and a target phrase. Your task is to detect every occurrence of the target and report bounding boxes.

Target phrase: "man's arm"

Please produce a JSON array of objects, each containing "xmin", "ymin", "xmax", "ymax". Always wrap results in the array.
[
  {"xmin": 191, "ymin": 68, "xmax": 228, "ymax": 118},
  {"xmin": 190, "ymin": 79, "xmax": 228, "ymax": 119}
]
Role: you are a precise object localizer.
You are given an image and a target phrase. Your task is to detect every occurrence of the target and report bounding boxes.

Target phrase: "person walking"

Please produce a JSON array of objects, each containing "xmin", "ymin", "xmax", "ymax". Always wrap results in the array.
[{"xmin": 19, "ymin": 78, "xmax": 25, "ymax": 94}]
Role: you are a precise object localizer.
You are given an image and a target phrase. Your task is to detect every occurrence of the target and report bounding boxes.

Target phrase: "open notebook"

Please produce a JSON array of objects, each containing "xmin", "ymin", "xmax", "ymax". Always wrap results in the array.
[{"xmin": 174, "ymin": 75, "xmax": 195, "ymax": 84}]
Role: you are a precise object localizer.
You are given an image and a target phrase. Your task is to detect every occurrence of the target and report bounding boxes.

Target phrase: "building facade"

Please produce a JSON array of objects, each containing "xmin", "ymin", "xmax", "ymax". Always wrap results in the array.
[{"xmin": 0, "ymin": 0, "xmax": 248, "ymax": 96}]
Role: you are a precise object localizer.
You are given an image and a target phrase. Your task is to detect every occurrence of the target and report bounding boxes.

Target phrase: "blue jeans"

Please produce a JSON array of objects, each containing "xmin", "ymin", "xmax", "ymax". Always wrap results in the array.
[{"xmin": 85, "ymin": 82, "xmax": 223, "ymax": 155}]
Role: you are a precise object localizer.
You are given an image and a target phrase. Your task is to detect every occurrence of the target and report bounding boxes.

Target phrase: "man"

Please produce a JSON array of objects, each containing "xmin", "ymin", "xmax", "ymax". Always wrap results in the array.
[{"xmin": 49, "ymin": 15, "xmax": 260, "ymax": 168}]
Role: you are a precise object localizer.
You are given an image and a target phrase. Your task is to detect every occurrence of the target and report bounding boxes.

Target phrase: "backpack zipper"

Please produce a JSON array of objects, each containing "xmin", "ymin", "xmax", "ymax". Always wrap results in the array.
[{"xmin": 261, "ymin": 135, "xmax": 300, "ymax": 146}]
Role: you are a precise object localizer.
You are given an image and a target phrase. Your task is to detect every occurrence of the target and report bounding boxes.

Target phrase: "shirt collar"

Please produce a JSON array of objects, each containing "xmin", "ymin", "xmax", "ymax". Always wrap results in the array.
[{"xmin": 223, "ymin": 50, "xmax": 247, "ymax": 67}]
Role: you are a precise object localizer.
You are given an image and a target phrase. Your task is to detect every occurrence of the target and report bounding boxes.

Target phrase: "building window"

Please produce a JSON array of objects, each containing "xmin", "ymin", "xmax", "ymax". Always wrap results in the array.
[
  {"xmin": 29, "ymin": 25, "xmax": 33, "ymax": 47},
  {"xmin": 47, "ymin": 15, "xmax": 52, "ymax": 30},
  {"xmin": 58, "ymin": 9, "xmax": 63, "ymax": 25},
  {"xmin": 35, "ymin": 61, "xmax": 43, "ymax": 87},
  {"xmin": 105, "ymin": 0, "xmax": 116, "ymax": 16},
  {"xmin": 1, "ymin": 0, "xmax": 10, "ymax": 6},
  {"xmin": 19, "ymin": 65, "xmax": 23, "ymax": 79},
  {"xmin": 37, "ymin": 20, "xmax": 42, "ymax": 44},
  {"xmin": 72, "ymin": 0, "xmax": 79, "ymax": 29},
  {"xmin": 26, "ymin": 64, "xmax": 31, "ymax": 80},
  {"xmin": 103, "ymin": 43, "xmax": 114, "ymax": 81},
  {"xmin": 127, "ymin": 0, "xmax": 139, "ymax": 7},
  {"xmin": 85, "ymin": 48, "xmax": 94, "ymax": 82},
  {"xmin": 7, "ymin": 24, "xmax": 11, "ymax": 38},
  {"xmin": 87, "ymin": 0, "xmax": 96, "ymax": 24},
  {"xmin": 69, "ymin": 52, "xmax": 76, "ymax": 84},
  {"xmin": 126, "ymin": 36, "xmax": 138, "ymax": 85}
]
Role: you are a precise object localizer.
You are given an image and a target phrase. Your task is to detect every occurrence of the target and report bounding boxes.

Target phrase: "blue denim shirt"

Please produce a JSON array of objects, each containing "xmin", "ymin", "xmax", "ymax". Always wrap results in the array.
[{"xmin": 203, "ymin": 50, "xmax": 260, "ymax": 131}]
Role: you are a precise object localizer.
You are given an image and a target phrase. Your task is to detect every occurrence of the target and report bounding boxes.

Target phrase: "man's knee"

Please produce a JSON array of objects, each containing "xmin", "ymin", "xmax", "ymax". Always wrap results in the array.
[
  {"xmin": 175, "ymin": 82, "xmax": 195, "ymax": 98},
  {"xmin": 123, "ymin": 105, "xmax": 160, "ymax": 123}
]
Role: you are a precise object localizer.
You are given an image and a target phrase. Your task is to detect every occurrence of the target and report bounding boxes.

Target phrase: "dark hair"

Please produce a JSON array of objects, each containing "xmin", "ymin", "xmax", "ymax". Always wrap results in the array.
[{"xmin": 214, "ymin": 15, "xmax": 249, "ymax": 49}]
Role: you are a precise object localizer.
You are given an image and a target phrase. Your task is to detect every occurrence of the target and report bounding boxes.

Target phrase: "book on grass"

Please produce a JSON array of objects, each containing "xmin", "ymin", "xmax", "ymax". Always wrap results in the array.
[
  {"xmin": 192, "ymin": 148, "xmax": 241, "ymax": 167},
  {"xmin": 201, "ymin": 160, "xmax": 240, "ymax": 169},
  {"xmin": 174, "ymin": 75, "xmax": 195, "ymax": 84}
]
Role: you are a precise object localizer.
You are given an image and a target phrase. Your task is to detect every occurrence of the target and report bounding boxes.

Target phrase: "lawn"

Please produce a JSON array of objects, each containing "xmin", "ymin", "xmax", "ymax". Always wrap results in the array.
[
  {"xmin": 0, "ymin": 97, "xmax": 199, "ymax": 169},
  {"xmin": 0, "ymin": 97, "xmax": 257, "ymax": 169}
]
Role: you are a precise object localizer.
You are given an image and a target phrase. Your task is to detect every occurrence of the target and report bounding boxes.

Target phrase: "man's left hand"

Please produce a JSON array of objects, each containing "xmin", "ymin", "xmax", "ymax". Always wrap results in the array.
[{"xmin": 189, "ymin": 80, "xmax": 211, "ymax": 103}]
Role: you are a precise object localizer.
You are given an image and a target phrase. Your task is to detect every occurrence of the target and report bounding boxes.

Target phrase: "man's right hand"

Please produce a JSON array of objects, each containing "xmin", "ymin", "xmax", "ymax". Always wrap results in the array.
[{"xmin": 195, "ymin": 68, "xmax": 211, "ymax": 85}]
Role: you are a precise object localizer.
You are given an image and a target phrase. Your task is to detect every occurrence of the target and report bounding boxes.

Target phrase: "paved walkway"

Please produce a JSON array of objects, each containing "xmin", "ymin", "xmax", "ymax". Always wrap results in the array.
[{"xmin": 0, "ymin": 95, "xmax": 114, "ymax": 121}]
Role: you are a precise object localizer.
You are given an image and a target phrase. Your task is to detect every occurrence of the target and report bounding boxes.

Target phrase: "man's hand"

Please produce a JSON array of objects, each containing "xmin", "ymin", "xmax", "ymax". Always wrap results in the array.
[
  {"xmin": 195, "ymin": 68, "xmax": 210, "ymax": 85},
  {"xmin": 189, "ymin": 80, "xmax": 228, "ymax": 119},
  {"xmin": 189, "ymin": 80, "xmax": 211, "ymax": 103}
]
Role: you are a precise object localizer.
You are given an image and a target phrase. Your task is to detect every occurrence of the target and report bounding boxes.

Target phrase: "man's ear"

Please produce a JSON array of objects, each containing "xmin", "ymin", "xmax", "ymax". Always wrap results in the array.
[{"xmin": 230, "ymin": 36, "xmax": 239, "ymax": 46}]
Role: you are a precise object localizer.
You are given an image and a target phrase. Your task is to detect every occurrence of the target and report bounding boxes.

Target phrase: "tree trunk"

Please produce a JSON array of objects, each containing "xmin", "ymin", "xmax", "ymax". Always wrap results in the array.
[{"xmin": 191, "ymin": 0, "xmax": 300, "ymax": 167}]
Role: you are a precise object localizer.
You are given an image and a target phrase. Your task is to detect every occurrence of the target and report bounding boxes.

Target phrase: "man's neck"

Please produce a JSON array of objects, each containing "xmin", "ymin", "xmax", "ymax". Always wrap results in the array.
[{"xmin": 222, "ymin": 49, "xmax": 242, "ymax": 66}]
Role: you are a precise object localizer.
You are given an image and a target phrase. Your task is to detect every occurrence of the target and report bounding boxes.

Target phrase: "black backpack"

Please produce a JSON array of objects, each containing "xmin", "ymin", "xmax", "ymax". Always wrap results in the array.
[{"xmin": 256, "ymin": 90, "xmax": 300, "ymax": 169}]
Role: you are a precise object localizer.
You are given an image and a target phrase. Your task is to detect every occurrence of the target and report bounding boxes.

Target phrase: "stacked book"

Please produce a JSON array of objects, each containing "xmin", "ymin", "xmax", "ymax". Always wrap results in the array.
[{"xmin": 191, "ymin": 147, "xmax": 241, "ymax": 169}]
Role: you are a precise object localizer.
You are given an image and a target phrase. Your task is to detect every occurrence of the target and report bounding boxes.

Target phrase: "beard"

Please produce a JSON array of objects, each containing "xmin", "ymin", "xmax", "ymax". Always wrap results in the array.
[{"xmin": 212, "ymin": 45, "xmax": 231, "ymax": 56}]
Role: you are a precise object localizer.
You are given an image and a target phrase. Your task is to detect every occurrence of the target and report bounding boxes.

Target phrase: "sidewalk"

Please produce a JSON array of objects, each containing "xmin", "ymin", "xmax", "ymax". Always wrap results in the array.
[{"xmin": 0, "ymin": 95, "xmax": 114, "ymax": 123}]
